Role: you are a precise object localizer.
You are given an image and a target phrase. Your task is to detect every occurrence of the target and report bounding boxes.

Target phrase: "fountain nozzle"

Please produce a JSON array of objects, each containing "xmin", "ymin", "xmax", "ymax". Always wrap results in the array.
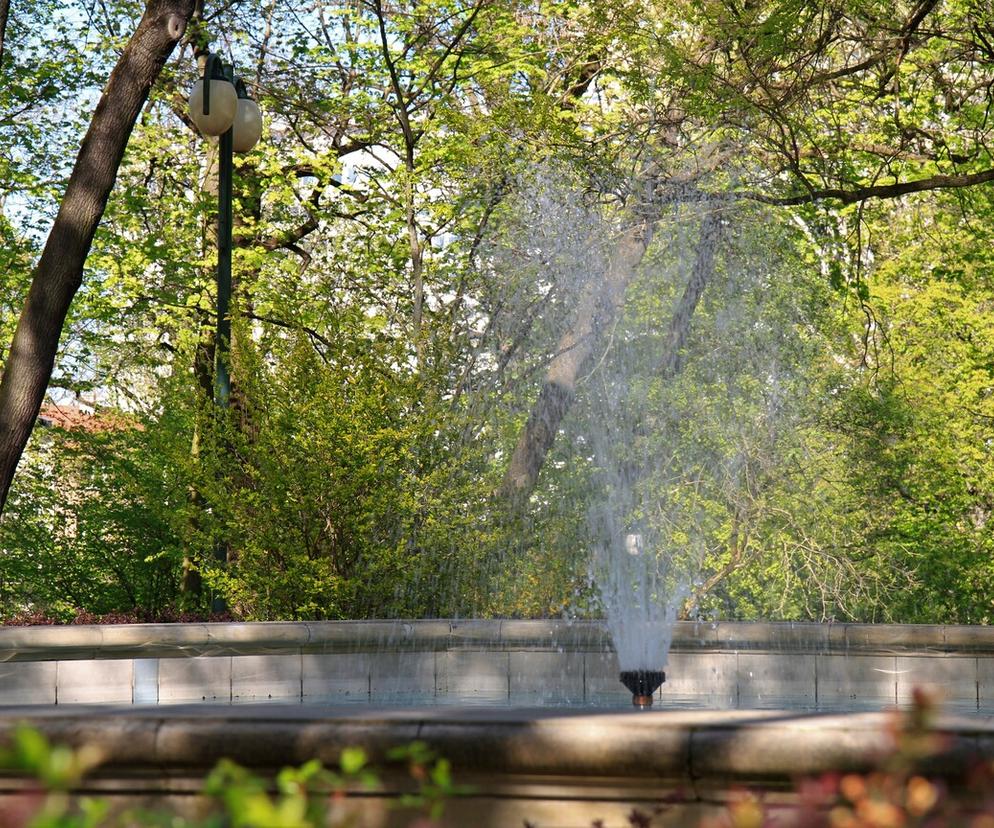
[{"xmin": 619, "ymin": 670, "xmax": 665, "ymax": 708}]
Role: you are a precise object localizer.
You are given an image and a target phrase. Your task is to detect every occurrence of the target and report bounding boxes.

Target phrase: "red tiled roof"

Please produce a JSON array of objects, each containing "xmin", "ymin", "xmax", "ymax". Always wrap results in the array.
[{"xmin": 37, "ymin": 404, "xmax": 141, "ymax": 433}]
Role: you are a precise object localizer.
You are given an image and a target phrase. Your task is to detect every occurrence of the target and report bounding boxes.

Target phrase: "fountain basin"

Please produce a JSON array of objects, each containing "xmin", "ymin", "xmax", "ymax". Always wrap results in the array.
[
  {"xmin": 0, "ymin": 620, "xmax": 990, "ymax": 710},
  {"xmin": 1, "ymin": 621, "xmax": 993, "ymax": 825}
]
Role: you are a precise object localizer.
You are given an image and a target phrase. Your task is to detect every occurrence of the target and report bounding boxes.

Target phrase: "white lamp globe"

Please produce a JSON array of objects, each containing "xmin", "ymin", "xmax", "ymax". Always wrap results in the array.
[
  {"xmin": 189, "ymin": 78, "xmax": 237, "ymax": 136},
  {"xmin": 232, "ymin": 98, "xmax": 263, "ymax": 153}
]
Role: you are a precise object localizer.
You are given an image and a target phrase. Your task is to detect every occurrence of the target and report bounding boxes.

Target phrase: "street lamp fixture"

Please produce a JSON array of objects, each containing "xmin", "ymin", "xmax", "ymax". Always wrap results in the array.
[
  {"xmin": 188, "ymin": 54, "xmax": 263, "ymax": 147},
  {"xmin": 188, "ymin": 55, "xmax": 237, "ymax": 136},
  {"xmin": 232, "ymin": 80, "xmax": 263, "ymax": 153},
  {"xmin": 188, "ymin": 53, "xmax": 263, "ymax": 611}
]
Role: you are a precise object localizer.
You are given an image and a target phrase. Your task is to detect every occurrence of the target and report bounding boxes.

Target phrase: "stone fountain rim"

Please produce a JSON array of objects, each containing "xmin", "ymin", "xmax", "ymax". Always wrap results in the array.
[
  {"xmin": 0, "ymin": 703, "xmax": 989, "ymax": 786},
  {"xmin": 0, "ymin": 619, "xmax": 988, "ymax": 662}
]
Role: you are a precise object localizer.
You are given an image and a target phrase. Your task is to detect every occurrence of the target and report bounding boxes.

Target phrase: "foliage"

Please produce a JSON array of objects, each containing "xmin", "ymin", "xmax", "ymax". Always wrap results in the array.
[
  {"xmin": 0, "ymin": 0, "xmax": 992, "ymax": 623},
  {"xmin": 0, "ymin": 418, "xmax": 189, "ymax": 619},
  {"xmin": 695, "ymin": 691, "xmax": 994, "ymax": 828},
  {"xmin": 0, "ymin": 727, "xmax": 462, "ymax": 828}
]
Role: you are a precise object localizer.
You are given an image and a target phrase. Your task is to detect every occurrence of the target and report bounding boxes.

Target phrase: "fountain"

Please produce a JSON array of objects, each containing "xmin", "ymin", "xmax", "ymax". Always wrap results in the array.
[
  {"xmin": 618, "ymin": 669, "xmax": 666, "ymax": 707},
  {"xmin": 575, "ymin": 199, "xmax": 732, "ymax": 707},
  {"xmin": 2, "ymin": 619, "xmax": 994, "ymax": 825},
  {"xmin": 1, "ymin": 180, "xmax": 989, "ymax": 826}
]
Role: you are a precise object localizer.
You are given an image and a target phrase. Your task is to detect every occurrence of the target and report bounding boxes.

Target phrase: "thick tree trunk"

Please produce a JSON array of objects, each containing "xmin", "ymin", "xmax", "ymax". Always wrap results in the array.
[
  {"xmin": 0, "ymin": 0, "xmax": 10, "ymax": 68},
  {"xmin": 499, "ymin": 208, "xmax": 723, "ymax": 502},
  {"xmin": 500, "ymin": 220, "xmax": 654, "ymax": 500},
  {"xmin": 657, "ymin": 210, "xmax": 722, "ymax": 378},
  {"xmin": 0, "ymin": 0, "xmax": 194, "ymax": 516}
]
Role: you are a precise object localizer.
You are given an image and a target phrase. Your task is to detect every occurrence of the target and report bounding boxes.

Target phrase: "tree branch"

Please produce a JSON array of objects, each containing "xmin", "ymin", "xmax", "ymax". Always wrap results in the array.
[
  {"xmin": 744, "ymin": 167, "xmax": 994, "ymax": 206},
  {"xmin": 0, "ymin": 0, "xmax": 10, "ymax": 69},
  {"xmin": 258, "ymin": 179, "xmax": 324, "ymax": 252},
  {"xmin": 243, "ymin": 311, "xmax": 332, "ymax": 361}
]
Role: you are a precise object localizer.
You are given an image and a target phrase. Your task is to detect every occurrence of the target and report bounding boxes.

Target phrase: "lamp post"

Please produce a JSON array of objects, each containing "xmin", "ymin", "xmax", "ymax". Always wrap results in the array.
[{"xmin": 189, "ymin": 53, "xmax": 263, "ymax": 611}]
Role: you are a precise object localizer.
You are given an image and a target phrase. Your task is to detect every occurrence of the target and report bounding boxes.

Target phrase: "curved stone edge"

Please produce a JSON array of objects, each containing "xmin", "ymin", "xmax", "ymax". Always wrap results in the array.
[
  {"xmin": 0, "ymin": 621, "xmax": 992, "ymax": 662},
  {"xmin": 0, "ymin": 707, "xmax": 991, "ymax": 787}
]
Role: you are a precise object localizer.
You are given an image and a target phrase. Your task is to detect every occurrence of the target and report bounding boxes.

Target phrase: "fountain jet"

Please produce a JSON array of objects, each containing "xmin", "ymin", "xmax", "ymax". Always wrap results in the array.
[{"xmin": 619, "ymin": 669, "xmax": 665, "ymax": 708}]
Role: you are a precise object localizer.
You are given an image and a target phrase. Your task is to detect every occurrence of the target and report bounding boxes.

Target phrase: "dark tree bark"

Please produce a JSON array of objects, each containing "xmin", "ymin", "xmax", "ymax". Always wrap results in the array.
[
  {"xmin": 500, "ymin": 208, "xmax": 723, "ymax": 503},
  {"xmin": 657, "ymin": 210, "xmax": 722, "ymax": 379},
  {"xmin": 500, "ymin": 219, "xmax": 654, "ymax": 500},
  {"xmin": 0, "ymin": 0, "xmax": 10, "ymax": 68},
  {"xmin": 0, "ymin": 0, "xmax": 195, "ymax": 516},
  {"xmin": 746, "ymin": 167, "xmax": 994, "ymax": 206}
]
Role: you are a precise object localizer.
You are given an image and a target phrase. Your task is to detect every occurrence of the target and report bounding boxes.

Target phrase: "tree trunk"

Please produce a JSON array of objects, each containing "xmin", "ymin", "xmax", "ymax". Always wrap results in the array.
[
  {"xmin": 0, "ymin": 0, "xmax": 194, "ymax": 516},
  {"xmin": 657, "ymin": 210, "xmax": 722, "ymax": 378},
  {"xmin": 499, "ymin": 208, "xmax": 724, "ymax": 502},
  {"xmin": 500, "ymin": 219, "xmax": 654, "ymax": 500},
  {"xmin": 0, "ymin": 0, "xmax": 10, "ymax": 68}
]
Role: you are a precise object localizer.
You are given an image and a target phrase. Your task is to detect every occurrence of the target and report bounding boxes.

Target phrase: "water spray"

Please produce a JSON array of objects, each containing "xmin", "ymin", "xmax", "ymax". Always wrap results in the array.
[{"xmin": 619, "ymin": 669, "xmax": 666, "ymax": 708}]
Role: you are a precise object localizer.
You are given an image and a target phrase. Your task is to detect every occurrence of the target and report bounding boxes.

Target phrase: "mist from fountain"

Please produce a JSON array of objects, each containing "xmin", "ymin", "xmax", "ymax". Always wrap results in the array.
[
  {"xmin": 579, "ymin": 199, "xmax": 720, "ymax": 691},
  {"xmin": 578, "ymin": 194, "xmax": 803, "ymax": 700},
  {"xmin": 477, "ymin": 167, "xmax": 810, "ymax": 701}
]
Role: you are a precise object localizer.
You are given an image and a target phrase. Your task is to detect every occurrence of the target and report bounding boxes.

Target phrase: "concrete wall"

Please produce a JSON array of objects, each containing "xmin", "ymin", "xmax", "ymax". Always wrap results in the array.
[
  {"xmin": 1, "ymin": 704, "xmax": 993, "ymax": 827},
  {"xmin": 0, "ymin": 620, "xmax": 990, "ymax": 709}
]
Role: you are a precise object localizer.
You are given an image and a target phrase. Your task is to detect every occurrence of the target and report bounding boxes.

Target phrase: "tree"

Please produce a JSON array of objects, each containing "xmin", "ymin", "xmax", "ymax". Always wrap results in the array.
[
  {"xmin": 493, "ymin": 0, "xmax": 994, "ymax": 501},
  {"xmin": 0, "ymin": 0, "xmax": 196, "ymax": 514},
  {"xmin": 1, "ymin": 0, "xmax": 991, "ymax": 624}
]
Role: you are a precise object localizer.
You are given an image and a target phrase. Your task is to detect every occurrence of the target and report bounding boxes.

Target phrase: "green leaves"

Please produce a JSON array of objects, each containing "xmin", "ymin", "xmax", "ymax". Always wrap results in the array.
[
  {"xmin": 2, "ymin": 0, "xmax": 993, "ymax": 627},
  {"xmin": 1, "ymin": 729, "xmax": 464, "ymax": 828}
]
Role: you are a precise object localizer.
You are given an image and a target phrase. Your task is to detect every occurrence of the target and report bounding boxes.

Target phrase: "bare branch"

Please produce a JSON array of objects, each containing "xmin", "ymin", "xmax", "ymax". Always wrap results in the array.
[{"xmin": 744, "ymin": 167, "xmax": 994, "ymax": 206}]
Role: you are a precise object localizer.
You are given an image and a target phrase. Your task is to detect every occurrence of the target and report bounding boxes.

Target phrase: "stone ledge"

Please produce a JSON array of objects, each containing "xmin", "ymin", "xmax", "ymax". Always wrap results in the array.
[
  {"xmin": 0, "ymin": 648, "xmax": 976, "ymax": 707},
  {"xmin": 1, "ymin": 621, "xmax": 994, "ymax": 663},
  {"xmin": 0, "ymin": 705, "xmax": 991, "ymax": 787}
]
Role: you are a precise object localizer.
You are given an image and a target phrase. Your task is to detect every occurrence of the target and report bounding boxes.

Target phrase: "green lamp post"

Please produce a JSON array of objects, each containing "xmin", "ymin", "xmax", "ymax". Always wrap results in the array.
[
  {"xmin": 189, "ymin": 53, "xmax": 263, "ymax": 611},
  {"xmin": 189, "ymin": 54, "xmax": 262, "ymax": 406}
]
